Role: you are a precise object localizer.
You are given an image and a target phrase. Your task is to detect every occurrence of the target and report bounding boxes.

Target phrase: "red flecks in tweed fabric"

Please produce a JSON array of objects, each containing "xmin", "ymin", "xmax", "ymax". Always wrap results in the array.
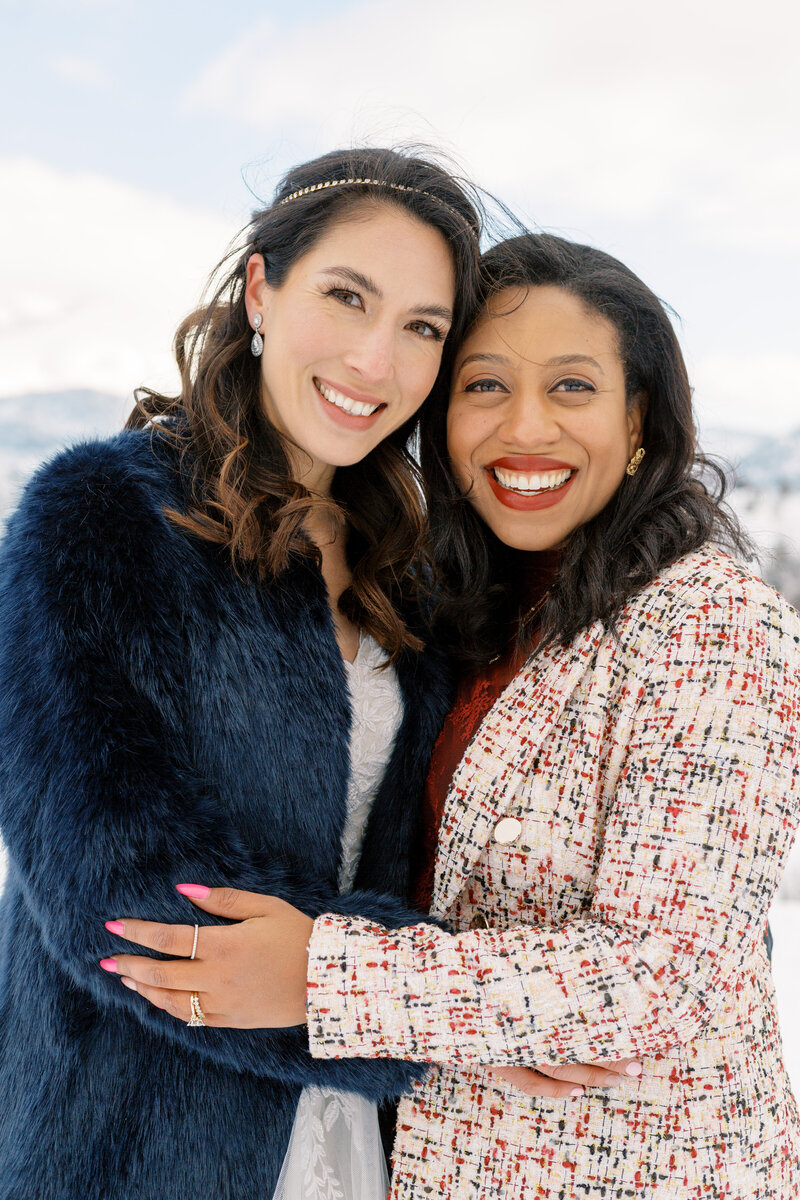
[{"xmin": 308, "ymin": 549, "xmax": 800, "ymax": 1198}]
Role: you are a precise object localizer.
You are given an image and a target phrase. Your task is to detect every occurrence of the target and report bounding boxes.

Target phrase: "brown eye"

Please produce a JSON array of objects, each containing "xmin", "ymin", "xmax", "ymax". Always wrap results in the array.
[
  {"xmin": 556, "ymin": 378, "xmax": 593, "ymax": 391},
  {"xmin": 464, "ymin": 378, "xmax": 507, "ymax": 393},
  {"xmin": 551, "ymin": 378, "xmax": 595, "ymax": 405},
  {"xmin": 407, "ymin": 320, "xmax": 446, "ymax": 342},
  {"xmin": 326, "ymin": 287, "xmax": 363, "ymax": 309}
]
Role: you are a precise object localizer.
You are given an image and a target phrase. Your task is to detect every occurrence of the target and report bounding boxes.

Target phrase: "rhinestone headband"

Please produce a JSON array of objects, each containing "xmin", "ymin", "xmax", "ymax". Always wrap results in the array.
[{"xmin": 278, "ymin": 177, "xmax": 473, "ymax": 232}]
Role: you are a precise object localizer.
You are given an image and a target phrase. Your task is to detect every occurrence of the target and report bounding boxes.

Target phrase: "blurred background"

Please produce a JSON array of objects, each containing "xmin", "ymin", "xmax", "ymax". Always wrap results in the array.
[{"xmin": 2, "ymin": 0, "xmax": 799, "ymax": 1082}]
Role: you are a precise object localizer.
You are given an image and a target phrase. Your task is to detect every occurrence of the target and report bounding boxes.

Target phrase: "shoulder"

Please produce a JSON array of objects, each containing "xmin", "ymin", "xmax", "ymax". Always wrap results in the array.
[
  {"xmin": 0, "ymin": 428, "xmax": 198, "ymax": 622},
  {"xmin": 5, "ymin": 427, "xmax": 183, "ymax": 544},
  {"xmin": 613, "ymin": 545, "xmax": 800, "ymax": 676},
  {"xmin": 626, "ymin": 544, "xmax": 797, "ymax": 627}
]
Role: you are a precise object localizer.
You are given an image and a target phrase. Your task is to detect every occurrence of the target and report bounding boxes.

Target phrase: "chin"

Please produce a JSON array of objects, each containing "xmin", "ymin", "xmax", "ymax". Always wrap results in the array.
[
  {"xmin": 471, "ymin": 505, "xmax": 564, "ymax": 553},
  {"xmin": 494, "ymin": 529, "xmax": 563, "ymax": 552},
  {"xmin": 328, "ymin": 445, "xmax": 381, "ymax": 468}
]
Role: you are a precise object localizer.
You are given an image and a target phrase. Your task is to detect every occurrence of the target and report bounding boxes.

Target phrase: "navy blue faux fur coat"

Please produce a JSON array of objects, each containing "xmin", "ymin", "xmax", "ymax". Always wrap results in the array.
[{"xmin": 0, "ymin": 430, "xmax": 450, "ymax": 1200}]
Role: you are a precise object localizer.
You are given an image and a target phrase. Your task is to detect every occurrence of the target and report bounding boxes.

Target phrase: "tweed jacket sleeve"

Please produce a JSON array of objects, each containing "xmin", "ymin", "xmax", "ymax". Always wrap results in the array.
[
  {"xmin": 0, "ymin": 440, "xmax": 431, "ymax": 1097},
  {"xmin": 305, "ymin": 560, "xmax": 800, "ymax": 1065}
]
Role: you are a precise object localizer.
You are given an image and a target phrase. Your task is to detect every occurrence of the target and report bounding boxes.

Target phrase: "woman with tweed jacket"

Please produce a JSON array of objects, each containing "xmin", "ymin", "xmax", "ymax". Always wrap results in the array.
[{"xmin": 106, "ymin": 233, "xmax": 800, "ymax": 1198}]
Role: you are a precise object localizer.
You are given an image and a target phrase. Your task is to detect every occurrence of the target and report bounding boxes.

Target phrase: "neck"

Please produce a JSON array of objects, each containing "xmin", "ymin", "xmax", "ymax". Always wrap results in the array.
[
  {"xmin": 304, "ymin": 501, "xmax": 344, "ymax": 551},
  {"xmin": 283, "ymin": 445, "xmax": 339, "ymax": 547},
  {"xmin": 288, "ymin": 449, "xmax": 336, "ymax": 498}
]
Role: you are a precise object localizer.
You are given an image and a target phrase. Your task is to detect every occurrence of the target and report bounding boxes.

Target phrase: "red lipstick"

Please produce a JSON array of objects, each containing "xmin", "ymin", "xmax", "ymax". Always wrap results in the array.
[
  {"xmin": 488, "ymin": 456, "xmax": 575, "ymax": 471},
  {"xmin": 485, "ymin": 460, "xmax": 577, "ymax": 512}
]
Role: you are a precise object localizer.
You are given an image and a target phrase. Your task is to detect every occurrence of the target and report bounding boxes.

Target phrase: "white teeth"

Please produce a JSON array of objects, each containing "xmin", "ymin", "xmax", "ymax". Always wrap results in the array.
[
  {"xmin": 316, "ymin": 379, "xmax": 380, "ymax": 417},
  {"xmin": 493, "ymin": 467, "xmax": 573, "ymax": 494}
]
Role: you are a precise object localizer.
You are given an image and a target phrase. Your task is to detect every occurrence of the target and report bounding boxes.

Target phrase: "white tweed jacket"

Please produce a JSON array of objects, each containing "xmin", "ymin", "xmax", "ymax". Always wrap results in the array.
[{"xmin": 307, "ymin": 548, "xmax": 800, "ymax": 1199}]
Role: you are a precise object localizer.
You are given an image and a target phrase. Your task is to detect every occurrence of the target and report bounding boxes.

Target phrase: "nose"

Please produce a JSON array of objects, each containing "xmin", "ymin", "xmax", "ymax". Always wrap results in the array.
[
  {"xmin": 498, "ymin": 391, "xmax": 561, "ymax": 447},
  {"xmin": 341, "ymin": 320, "xmax": 396, "ymax": 385}
]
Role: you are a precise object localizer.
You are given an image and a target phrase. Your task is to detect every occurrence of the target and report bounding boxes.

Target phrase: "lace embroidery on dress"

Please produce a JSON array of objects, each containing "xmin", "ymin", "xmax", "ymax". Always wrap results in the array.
[
  {"xmin": 272, "ymin": 634, "xmax": 403, "ymax": 1200},
  {"xmin": 338, "ymin": 633, "xmax": 403, "ymax": 893},
  {"xmin": 272, "ymin": 1088, "xmax": 389, "ymax": 1200}
]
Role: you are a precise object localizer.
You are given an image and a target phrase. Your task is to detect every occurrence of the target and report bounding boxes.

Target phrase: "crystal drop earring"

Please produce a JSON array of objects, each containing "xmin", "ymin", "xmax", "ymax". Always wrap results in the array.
[{"xmin": 250, "ymin": 313, "xmax": 263, "ymax": 358}]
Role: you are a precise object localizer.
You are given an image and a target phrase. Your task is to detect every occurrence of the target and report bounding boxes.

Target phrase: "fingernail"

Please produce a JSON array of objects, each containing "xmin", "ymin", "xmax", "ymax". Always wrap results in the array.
[
  {"xmin": 626, "ymin": 1062, "xmax": 643, "ymax": 1077},
  {"xmin": 570, "ymin": 1087, "xmax": 584, "ymax": 1097},
  {"xmin": 176, "ymin": 883, "xmax": 210, "ymax": 899},
  {"xmin": 99, "ymin": 958, "xmax": 118, "ymax": 973},
  {"xmin": 105, "ymin": 920, "xmax": 125, "ymax": 936},
  {"xmin": 120, "ymin": 977, "xmax": 138, "ymax": 991}
]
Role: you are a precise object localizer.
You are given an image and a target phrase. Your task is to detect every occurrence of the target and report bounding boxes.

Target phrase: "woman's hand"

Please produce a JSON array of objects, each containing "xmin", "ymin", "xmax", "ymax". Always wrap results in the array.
[
  {"xmin": 100, "ymin": 887, "xmax": 644, "ymax": 1098},
  {"xmin": 491, "ymin": 1059, "xmax": 642, "ymax": 1100},
  {"xmin": 99, "ymin": 886, "xmax": 313, "ymax": 1028}
]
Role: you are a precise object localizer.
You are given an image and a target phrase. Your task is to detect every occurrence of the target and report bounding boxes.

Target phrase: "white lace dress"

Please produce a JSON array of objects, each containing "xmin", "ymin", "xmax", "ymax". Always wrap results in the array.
[{"xmin": 272, "ymin": 634, "xmax": 404, "ymax": 1200}]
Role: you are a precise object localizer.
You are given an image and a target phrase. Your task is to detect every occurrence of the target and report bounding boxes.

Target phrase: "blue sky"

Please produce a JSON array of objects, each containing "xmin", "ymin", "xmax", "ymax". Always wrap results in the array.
[
  {"xmin": 2, "ymin": 0, "xmax": 798, "ymax": 436},
  {"xmin": 1, "ymin": 0, "xmax": 309, "ymax": 212}
]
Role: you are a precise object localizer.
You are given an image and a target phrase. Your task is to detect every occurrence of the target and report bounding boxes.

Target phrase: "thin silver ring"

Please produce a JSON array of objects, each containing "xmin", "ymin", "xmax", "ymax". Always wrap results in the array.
[{"xmin": 190, "ymin": 924, "xmax": 199, "ymax": 961}]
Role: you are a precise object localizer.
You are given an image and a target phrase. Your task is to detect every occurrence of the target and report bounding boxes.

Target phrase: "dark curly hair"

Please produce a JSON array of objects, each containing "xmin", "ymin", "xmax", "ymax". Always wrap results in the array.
[
  {"xmin": 128, "ymin": 146, "xmax": 482, "ymax": 661},
  {"xmin": 420, "ymin": 232, "xmax": 751, "ymax": 666}
]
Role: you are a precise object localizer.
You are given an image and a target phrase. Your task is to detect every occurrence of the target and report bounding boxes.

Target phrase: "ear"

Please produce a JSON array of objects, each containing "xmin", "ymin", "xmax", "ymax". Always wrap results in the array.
[
  {"xmin": 627, "ymin": 391, "xmax": 646, "ymax": 456},
  {"xmin": 244, "ymin": 253, "xmax": 269, "ymax": 329}
]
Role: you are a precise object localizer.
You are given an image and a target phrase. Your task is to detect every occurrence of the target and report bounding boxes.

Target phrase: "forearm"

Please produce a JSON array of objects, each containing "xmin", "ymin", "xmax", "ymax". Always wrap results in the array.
[
  {"xmin": 305, "ymin": 910, "xmax": 724, "ymax": 1066},
  {"xmin": 307, "ymin": 697, "xmax": 798, "ymax": 1065}
]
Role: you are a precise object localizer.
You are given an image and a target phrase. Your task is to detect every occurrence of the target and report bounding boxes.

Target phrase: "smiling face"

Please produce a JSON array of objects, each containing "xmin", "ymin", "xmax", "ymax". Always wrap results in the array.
[
  {"xmin": 245, "ymin": 203, "xmax": 456, "ymax": 493},
  {"xmin": 447, "ymin": 285, "xmax": 643, "ymax": 552}
]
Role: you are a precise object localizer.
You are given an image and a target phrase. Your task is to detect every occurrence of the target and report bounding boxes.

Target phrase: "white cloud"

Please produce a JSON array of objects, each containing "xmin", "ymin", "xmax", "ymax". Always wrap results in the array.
[
  {"xmin": 692, "ymin": 351, "xmax": 800, "ymax": 436},
  {"xmin": 53, "ymin": 54, "xmax": 112, "ymax": 90},
  {"xmin": 0, "ymin": 157, "xmax": 237, "ymax": 399},
  {"xmin": 183, "ymin": 0, "xmax": 800, "ymax": 247}
]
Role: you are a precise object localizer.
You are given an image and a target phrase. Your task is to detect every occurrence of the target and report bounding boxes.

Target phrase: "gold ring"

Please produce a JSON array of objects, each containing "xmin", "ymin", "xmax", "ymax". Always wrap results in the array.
[
  {"xmin": 187, "ymin": 992, "xmax": 206, "ymax": 1027},
  {"xmin": 190, "ymin": 924, "xmax": 199, "ymax": 961}
]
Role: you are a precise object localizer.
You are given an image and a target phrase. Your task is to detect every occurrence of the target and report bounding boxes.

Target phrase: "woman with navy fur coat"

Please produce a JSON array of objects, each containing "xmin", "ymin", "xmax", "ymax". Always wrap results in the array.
[{"xmin": 0, "ymin": 147, "xmax": 483, "ymax": 1200}]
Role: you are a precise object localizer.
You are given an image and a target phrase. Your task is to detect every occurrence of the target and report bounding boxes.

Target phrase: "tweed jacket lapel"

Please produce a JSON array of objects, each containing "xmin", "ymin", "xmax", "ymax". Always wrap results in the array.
[{"xmin": 431, "ymin": 621, "xmax": 603, "ymax": 919}]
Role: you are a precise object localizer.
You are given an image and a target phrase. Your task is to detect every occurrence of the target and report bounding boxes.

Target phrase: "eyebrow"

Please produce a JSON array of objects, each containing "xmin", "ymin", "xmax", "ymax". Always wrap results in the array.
[
  {"xmin": 548, "ymin": 353, "xmax": 605, "ymax": 372},
  {"xmin": 320, "ymin": 266, "xmax": 453, "ymax": 323},
  {"xmin": 456, "ymin": 352, "xmax": 513, "ymax": 370},
  {"xmin": 456, "ymin": 351, "xmax": 605, "ymax": 372}
]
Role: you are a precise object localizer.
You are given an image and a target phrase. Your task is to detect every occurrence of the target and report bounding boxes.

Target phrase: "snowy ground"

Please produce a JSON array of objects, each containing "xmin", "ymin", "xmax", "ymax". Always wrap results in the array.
[{"xmin": 768, "ymin": 900, "xmax": 800, "ymax": 1096}]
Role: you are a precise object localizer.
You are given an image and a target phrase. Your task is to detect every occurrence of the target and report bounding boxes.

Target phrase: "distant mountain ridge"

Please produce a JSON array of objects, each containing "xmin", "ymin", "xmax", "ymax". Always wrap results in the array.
[
  {"xmin": 733, "ymin": 432, "xmax": 800, "ymax": 491},
  {"xmin": 2, "ymin": 390, "xmax": 800, "ymax": 899},
  {"xmin": 702, "ymin": 425, "xmax": 800, "ymax": 491},
  {"xmin": 0, "ymin": 391, "xmax": 796, "ymax": 556},
  {"xmin": 0, "ymin": 388, "xmax": 130, "ymax": 453},
  {"xmin": 0, "ymin": 388, "xmax": 794, "ymax": 512}
]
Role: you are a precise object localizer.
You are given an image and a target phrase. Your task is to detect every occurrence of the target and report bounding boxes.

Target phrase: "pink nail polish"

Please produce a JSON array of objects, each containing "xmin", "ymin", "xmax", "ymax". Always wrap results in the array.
[
  {"xmin": 626, "ymin": 1062, "xmax": 643, "ymax": 1077},
  {"xmin": 570, "ymin": 1087, "xmax": 584, "ymax": 1097},
  {"xmin": 120, "ymin": 977, "xmax": 138, "ymax": 991},
  {"xmin": 176, "ymin": 883, "xmax": 210, "ymax": 899},
  {"xmin": 105, "ymin": 920, "xmax": 125, "ymax": 936},
  {"xmin": 99, "ymin": 958, "xmax": 118, "ymax": 973}
]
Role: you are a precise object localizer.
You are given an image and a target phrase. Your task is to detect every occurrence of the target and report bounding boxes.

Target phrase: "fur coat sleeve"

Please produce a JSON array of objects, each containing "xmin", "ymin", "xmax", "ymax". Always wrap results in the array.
[{"xmin": 0, "ymin": 433, "xmax": 447, "ymax": 1100}]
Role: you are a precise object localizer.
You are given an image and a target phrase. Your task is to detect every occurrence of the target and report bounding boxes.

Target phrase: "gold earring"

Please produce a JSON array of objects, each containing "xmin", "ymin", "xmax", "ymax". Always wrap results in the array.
[{"xmin": 626, "ymin": 447, "xmax": 646, "ymax": 476}]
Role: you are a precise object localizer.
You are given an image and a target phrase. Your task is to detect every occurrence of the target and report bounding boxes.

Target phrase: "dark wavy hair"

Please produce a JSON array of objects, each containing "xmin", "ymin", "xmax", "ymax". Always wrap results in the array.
[
  {"xmin": 420, "ymin": 232, "xmax": 751, "ymax": 666},
  {"xmin": 127, "ymin": 146, "xmax": 482, "ymax": 661}
]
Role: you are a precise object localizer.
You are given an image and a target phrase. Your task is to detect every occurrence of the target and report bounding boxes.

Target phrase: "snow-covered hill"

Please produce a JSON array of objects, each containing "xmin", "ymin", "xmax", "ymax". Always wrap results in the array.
[{"xmin": 728, "ymin": 428, "xmax": 800, "ymax": 492}]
